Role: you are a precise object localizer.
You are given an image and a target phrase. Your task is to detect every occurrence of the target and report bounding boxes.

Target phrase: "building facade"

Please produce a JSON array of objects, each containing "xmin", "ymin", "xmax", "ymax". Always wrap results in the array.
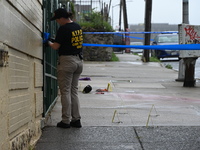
[
  {"xmin": 0, "ymin": 0, "xmax": 44, "ymax": 149},
  {"xmin": 0, "ymin": 0, "xmax": 114, "ymax": 149}
]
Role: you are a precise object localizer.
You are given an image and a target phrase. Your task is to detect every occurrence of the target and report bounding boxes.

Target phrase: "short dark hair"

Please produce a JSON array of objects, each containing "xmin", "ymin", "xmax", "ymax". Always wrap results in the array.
[{"xmin": 50, "ymin": 8, "xmax": 72, "ymax": 21}]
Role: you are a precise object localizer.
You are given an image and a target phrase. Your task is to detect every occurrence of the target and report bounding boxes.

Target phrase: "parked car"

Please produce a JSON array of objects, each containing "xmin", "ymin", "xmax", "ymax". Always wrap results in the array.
[
  {"xmin": 151, "ymin": 33, "xmax": 179, "ymax": 59},
  {"xmin": 113, "ymin": 33, "xmax": 125, "ymax": 54},
  {"xmin": 130, "ymin": 42, "xmax": 143, "ymax": 53}
]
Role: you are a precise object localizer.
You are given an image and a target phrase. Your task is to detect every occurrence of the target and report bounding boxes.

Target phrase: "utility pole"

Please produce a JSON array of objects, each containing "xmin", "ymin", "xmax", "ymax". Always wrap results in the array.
[
  {"xmin": 177, "ymin": 0, "xmax": 189, "ymax": 82},
  {"xmin": 183, "ymin": 0, "xmax": 189, "ymax": 24},
  {"xmin": 119, "ymin": 0, "xmax": 122, "ymax": 31},
  {"xmin": 122, "ymin": 0, "xmax": 130, "ymax": 53},
  {"xmin": 122, "ymin": 0, "xmax": 128, "ymax": 31},
  {"xmin": 181, "ymin": 0, "xmax": 197, "ymax": 87},
  {"xmin": 107, "ymin": 0, "xmax": 112, "ymax": 21},
  {"xmin": 105, "ymin": 0, "xmax": 112, "ymax": 22},
  {"xmin": 143, "ymin": 0, "xmax": 152, "ymax": 62}
]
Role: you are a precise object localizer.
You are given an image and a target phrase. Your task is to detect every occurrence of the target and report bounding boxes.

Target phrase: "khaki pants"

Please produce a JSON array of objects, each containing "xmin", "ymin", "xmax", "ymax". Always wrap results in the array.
[{"xmin": 57, "ymin": 55, "xmax": 83, "ymax": 124}]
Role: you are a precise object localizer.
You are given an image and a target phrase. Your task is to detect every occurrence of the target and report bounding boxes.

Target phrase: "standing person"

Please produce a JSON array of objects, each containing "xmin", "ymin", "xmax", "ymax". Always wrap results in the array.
[{"xmin": 49, "ymin": 8, "xmax": 83, "ymax": 128}]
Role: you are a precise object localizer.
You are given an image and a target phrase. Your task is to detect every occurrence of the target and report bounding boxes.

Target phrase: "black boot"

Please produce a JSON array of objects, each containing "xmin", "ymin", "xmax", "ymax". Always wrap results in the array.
[
  {"xmin": 57, "ymin": 121, "xmax": 70, "ymax": 128},
  {"xmin": 70, "ymin": 120, "xmax": 82, "ymax": 128}
]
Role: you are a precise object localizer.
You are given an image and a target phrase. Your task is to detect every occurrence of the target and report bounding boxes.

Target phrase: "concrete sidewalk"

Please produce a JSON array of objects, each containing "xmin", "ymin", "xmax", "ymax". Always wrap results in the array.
[{"xmin": 35, "ymin": 53, "xmax": 200, "ymax": 150}]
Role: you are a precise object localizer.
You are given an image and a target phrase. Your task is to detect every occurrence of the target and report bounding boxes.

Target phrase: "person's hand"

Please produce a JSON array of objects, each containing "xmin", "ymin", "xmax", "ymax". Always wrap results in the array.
[
  {"xmin": 43, "ymin": 40, "xmax": 49, "ymax": 47},
  {"xmin": 48, "ymin": 38, "xmax": 55, "ymax": 43},
  {"xmin": 43, "ymin": 38, "xmax": 55, "ymax": 47}
]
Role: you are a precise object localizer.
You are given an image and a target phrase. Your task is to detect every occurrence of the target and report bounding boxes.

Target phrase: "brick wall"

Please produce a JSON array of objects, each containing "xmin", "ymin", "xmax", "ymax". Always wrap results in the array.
[{"xmin": 0, "ymin": 0, "xmax": 43, "ymax": 149}]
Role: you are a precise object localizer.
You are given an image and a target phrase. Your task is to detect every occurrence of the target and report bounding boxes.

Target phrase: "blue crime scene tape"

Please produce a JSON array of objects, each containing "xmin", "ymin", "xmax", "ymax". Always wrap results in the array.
[
  {"xmin": 114, "ymin": 33, "xmax": 154, "ymax": 41},
  {"xmin": 126, "ymin": 35, "xmax": 154, "ymax": 41},
  {"xmin": 83, "ymin": 31, "xmax": 178, "ymax": 34},
  {"xmin": 83, "ymin": 43, "xmax": 200, "ymax": 50},
  {"xmin": 82, "ymin": 31, "xmax": 200, "ymax": 50},
  {"xmin": 43, "ymin": 31, "xmax": 199, "ymax": 50}
]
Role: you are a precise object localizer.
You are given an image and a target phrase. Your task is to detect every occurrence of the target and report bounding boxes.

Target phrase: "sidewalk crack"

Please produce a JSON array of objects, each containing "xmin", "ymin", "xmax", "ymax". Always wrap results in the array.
[{"xmin": 134, "ymin": 127, "xmax": 145, "ymax": 150}]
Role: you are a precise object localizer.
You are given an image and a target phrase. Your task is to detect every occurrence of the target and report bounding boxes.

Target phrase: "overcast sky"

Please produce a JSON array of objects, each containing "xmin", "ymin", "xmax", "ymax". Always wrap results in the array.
[{"xmin": 107, "ymin": 0, "xmax": 200, "ymax": 29}]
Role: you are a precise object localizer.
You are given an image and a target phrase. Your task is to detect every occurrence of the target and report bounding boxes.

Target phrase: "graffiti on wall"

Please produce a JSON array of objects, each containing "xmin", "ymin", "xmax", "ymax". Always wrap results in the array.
[
  {"xmin": 184, "ymin": 25, "xmax": 200, "ymax": 44},
  {"xmin": 179, "ymin": 24, "xmax": 200, "ymax": 58}
]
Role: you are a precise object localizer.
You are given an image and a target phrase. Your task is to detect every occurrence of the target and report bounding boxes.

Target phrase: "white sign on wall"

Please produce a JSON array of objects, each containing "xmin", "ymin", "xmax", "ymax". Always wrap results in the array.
[{"xmin": 179, "ymin": 24, "xmax": 200, "ymax": 58}]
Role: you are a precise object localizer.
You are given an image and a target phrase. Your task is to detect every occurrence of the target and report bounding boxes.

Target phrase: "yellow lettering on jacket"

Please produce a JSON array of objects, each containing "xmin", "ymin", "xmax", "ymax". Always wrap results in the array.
[{"xmin": 71, "ymin": 29, "xmax": 83, "ymax": 49}]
